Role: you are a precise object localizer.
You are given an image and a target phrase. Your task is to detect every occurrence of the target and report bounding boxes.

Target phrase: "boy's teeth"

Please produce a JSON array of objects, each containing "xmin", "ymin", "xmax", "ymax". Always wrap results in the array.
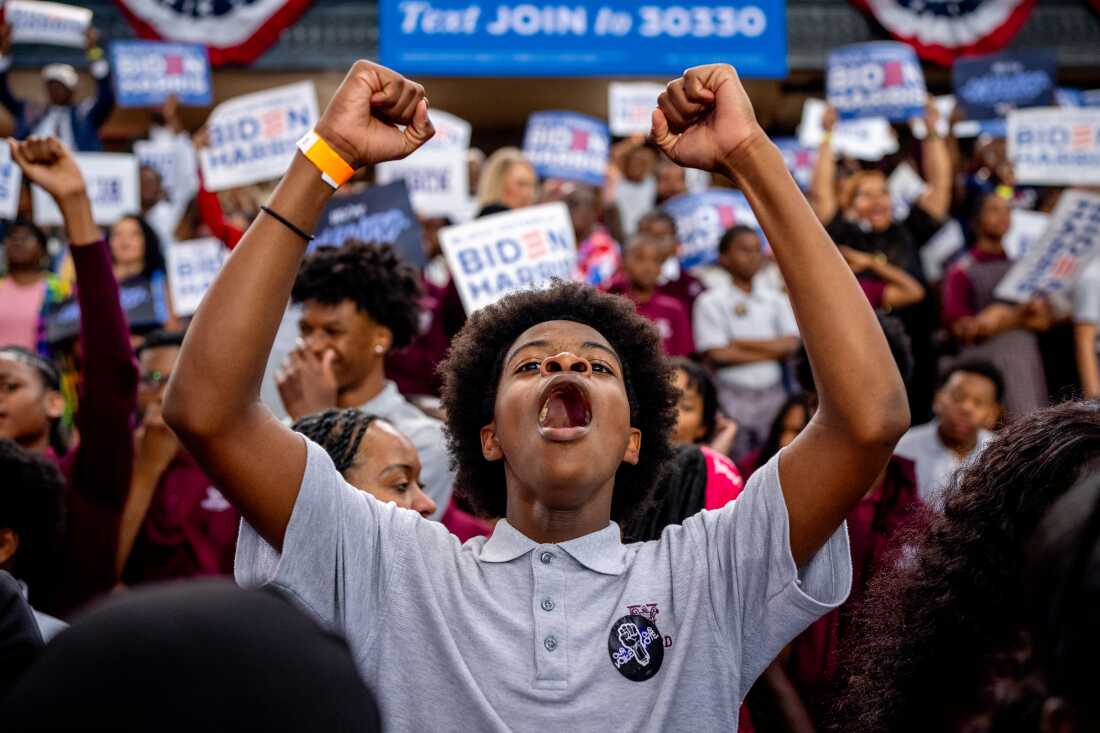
[{"xmin": 539, "ymin": 398, "xmax": 549, "ymax": 424}]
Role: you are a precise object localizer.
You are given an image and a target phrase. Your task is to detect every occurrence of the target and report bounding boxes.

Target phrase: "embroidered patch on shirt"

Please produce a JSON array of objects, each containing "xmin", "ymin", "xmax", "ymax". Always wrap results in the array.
[{"xmin": 608, "ymin": 614, "xmax": 664, "ymax": 682}]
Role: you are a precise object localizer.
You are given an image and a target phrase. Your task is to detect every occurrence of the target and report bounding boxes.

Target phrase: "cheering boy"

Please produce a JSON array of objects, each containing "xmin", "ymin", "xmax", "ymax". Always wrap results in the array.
[{"xmin": 164, "ymin": 61, "xmax": 909, "ymax": 730}]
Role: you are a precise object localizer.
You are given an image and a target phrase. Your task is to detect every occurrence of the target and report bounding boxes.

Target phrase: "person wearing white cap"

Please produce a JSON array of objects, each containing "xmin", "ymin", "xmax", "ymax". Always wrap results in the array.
[{"xmin": 0, "ymin": 24, "xmax": 115, "ymax": 152}]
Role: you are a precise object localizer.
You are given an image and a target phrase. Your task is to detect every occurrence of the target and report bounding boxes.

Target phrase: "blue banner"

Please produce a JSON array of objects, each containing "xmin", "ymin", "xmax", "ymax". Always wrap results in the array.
[
  {"xmin": 312, "ymin": 181, "xmax": 426, "ymax": 268},
  {"xmin": 379, "ymin": 1, "xmax": 787, "ymax": 78},
  {"xmin": 522, "ymin": 111, "xmax": 609, "ymax": 186},
  {"xmin": 952, "ymin": 49, "xmax": 1056, "ymax": 121},
  {"xmin": 662, "ymin": 189, "xmax": 763, "ymax": 269},
  {"xmin": 110, "ymin": 40, "xmax": 212, "ymax": 108},
  {"xmin": 1057, "ymin": 88, "xmax": 1100, "ymax": 108},
  {"xmin": 827, "ymin": 42, "xmax": 926, "ymax": 122}
]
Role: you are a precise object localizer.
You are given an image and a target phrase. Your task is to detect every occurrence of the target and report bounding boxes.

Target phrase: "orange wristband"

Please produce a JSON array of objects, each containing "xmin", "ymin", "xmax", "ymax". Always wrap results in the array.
[{"xmin": 296, "ymin": 130, "xmax": 355, "ymax": 189}]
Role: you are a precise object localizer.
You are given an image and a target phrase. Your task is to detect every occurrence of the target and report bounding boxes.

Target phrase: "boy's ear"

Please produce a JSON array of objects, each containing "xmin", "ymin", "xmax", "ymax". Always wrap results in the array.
[
  {"xmin": 480, "ymin": 422, "xmax": 503, "ymax": 461},
  {"xmin": 621, "ymin": 428, "xmax": 641, "ymax": 466},
  {"xmin": 45, "ymin": 389, "xmax": 64, "ymax": 420}
]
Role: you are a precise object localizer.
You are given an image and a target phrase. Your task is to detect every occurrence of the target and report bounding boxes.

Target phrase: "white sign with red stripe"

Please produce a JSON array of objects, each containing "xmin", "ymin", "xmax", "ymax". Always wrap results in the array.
[
  {"xmin": 1008, "ymin": 107, "xmax": 1100, "ymax": 186},
  {"xmin": 995, "ymin": 190, "xmax": 1100, "ymax": 303}
]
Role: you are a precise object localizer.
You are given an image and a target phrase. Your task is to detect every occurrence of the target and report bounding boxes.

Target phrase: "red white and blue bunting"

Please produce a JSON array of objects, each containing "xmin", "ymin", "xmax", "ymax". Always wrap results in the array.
[
  {"xmin": 113, "ymin": 0, "xmax": 312, "ymax": 67},
  {"xmin": 850, "ymin": 0, "xmax": 1036, "ymax": 66}
]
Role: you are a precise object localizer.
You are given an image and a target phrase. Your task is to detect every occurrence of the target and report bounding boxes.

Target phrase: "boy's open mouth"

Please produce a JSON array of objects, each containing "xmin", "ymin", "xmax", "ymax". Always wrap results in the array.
[{"xmin": 537, "ymin": 378, "xmax": 593, "ymax": 441}]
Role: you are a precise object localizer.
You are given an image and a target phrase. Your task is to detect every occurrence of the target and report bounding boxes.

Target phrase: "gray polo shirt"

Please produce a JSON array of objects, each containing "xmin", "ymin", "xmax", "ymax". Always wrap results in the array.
[
  {"xmin": 358, "ymin": 380, "xmax": 454, "ymax": 520},
  {"xmin": 236, "ymin": 438, "xmax": 850, "ymax": 732}
]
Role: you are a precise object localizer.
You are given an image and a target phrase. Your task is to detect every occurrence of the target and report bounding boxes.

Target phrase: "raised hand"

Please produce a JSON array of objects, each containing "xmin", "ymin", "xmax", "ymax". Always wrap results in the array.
[
  {"xmin": 9, "ymin": 137, "xmax": 85, "ymax": 202},
  {"xmin": 84, "ymin": 26, "xmax": 101, "ymax": 53},
  {"xmin": 313, "ymin": 60, "xmax": 435, "ymax": 170},
  {"xmin": 275, "ymin": 343, "xmax": 339, "ymax": 421},
  {"xmin": 822, "ymin": 104, "xmax": 838, "ymax": 134},
  {"xmin": 651, "ymin": 64, "xmax": 764, "ymax": 174}
]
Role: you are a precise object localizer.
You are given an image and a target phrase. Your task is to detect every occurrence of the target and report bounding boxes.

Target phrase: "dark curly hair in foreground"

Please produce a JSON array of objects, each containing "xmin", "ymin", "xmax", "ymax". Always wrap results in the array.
[
  {"xmin": 292, "ymin": 241, "xmax": 422, "ymax": 350},
  {"xmin": 828, "ymin": 400, "xmax": 1100, "ymax": 733},
  {"xmin": 0, "ymin": 438, "xmax": 65, "ymax": 604},
  {"xmin": 292, "ymin": 408, "xmax": 380, "ymax": 475},
  {"xmin": 440, "ymin": 281, "xmax": 678, "ymax": 522}
]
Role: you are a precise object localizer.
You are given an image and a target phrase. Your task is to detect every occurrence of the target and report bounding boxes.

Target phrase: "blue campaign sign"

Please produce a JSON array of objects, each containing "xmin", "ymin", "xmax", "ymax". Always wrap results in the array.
[
  {"xmin": 379, "ymin": 1, "xmax": 788, "ymax": 78},
  {"xmin": 662, "ymin": 189, "xmax": 763, "ymax": 269},
  {"xmin": 523, "ymin": 111, "xmax": 609, "ymax": 186},
  {"xmin": 110, "ymin": 41, "xmax": 212, "ymax": 108},
  {"xmin": 952, "ymin": 49, "xmax": 1056, "ymax": 121},
  {"xmin": 827, "ymin": 42, "xmax": 926, "ymax": 122},
  {"xmin": 312, "ymin": 181, "xmax": 426, "ymax": 269}
]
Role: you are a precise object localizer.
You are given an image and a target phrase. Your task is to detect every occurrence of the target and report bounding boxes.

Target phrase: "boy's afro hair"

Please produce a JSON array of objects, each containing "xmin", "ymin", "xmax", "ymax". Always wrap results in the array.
[
  {"xmin": 440, "ymin": 281, "xmax": 678, "ymax": 523},
  {"xmin": 291, "ymin": 241, "xmax": 422, "ymax": 350}
]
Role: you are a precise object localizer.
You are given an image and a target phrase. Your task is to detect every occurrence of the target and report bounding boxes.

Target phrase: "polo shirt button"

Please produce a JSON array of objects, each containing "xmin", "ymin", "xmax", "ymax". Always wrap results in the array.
[
  {"xmin": 539, "ymin": 551, "xmax": 553, "ymax": 564},
  {"xmin": 544, "ymin": 635, "xmax": 558, "ymax": 652},
  {"xmin": 541, "ymin": 598, "xmax": 555, "ymax": 612}
]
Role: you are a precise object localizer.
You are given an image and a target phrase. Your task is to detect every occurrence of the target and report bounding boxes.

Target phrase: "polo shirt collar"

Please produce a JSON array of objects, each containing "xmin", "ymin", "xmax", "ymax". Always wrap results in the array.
[{"xmin": 480, "ymin": 519, "xmax": 629, "ymax": 576}]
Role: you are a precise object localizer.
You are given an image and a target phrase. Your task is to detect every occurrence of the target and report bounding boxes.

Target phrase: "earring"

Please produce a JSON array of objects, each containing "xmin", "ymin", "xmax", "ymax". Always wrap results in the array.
[{"xmin": 374, "ymin": 345, "xmax": 385, "ymax": 354}]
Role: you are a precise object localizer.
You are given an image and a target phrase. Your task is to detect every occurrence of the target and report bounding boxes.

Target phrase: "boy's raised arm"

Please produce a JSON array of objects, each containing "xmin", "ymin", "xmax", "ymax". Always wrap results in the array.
[
  {"xmin": 653, "ymin": 65, "xmax": 909, "ymax": 566},
  {"xmin": 163, "ymin": 61, "xmax": 433, "ymax": 550}
]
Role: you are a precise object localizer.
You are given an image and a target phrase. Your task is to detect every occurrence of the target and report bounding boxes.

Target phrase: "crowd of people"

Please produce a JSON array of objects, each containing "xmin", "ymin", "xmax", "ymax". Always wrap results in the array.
[{"xmin": 0, "ymin": 22, "xmax": 1098, "ymax": 733}]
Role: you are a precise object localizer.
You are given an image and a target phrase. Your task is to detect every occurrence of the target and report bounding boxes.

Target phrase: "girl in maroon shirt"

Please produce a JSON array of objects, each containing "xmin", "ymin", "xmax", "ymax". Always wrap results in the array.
[{"xmin": 0, "ymin": 136, "xmax": 138, "ymax": 617}]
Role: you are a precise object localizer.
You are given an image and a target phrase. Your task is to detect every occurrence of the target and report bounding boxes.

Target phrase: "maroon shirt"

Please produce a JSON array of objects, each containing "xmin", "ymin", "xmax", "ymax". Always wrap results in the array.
[
  {"xmin": 657, "ymin": 270, "xmax": 705, "ymax": 314},
  {"xmin": 45, "ymin": 241, "xmax": 138, "ymax": 617},
  {"xmin": 386, "ymin": 290, "xmax": 451, "ymax": 397},
  {"xmin": 788, "ymin": 455, "xmax": 924, "ymax": 723},
  {"xmin": 942, "ymin": 247, "xmax": 1007, "ymax": 324},
  {"xmin": 605, "ymin": 279, "xmax": 695, "ymax": 356},
  {"xmin": 124, "ymin": 451, "xmax": 240, "ymax": 584}
]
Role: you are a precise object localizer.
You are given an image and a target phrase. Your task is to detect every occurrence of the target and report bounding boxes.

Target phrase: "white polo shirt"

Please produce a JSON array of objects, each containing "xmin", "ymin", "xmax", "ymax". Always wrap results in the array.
[
  {"xmin": 237, "ymin": 438, "xmax": 850, "ymax": 732},
  {"xmin": 693, "ymin": 284, "xmax": 799, "ymax": 391}
]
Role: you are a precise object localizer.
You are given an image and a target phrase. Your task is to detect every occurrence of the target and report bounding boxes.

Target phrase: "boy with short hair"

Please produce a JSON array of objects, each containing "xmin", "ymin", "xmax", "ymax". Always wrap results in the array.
[
  {"xmin": 164, "ymin": 61, "xmax": 909, "ymax": 730},
  {"xmin": 693, "ymin": 224, "xmax": 800, "ymax": 457},
  {"xmin": 606, "ymin": 233, "xmax": 694, "ymax": 357},
  {"xmin": 895, "ymin": 360, "xmax": 1003, "ymax": 507}
]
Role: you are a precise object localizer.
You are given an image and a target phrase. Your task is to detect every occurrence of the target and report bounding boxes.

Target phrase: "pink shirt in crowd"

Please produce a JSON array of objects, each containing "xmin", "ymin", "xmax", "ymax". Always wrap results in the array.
[
  {"xmin": 605, "ymin": 278, "xmax": 696, "ymax": 357},
  {"xmin": 0, "ymin": 277, "xmax": 46, "ymax": 349}
]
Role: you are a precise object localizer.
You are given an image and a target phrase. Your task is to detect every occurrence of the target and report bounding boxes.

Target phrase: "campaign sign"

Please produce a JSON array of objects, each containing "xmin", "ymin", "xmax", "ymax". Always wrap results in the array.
[
  {"xmin": 523, "ymin": 111, "xmax": 610, "ymax": 186},
  {"xmin": 5, "ymin": 0, "xmax": 90, "ymax": 48},
  {"xmin": 1003, "ymin": 209, "xmax": 1050, "ymax": 261},
  {"xmin": 1008, "ymin": 107, "xmax": 1100, "ymax": 186},
  {"xmin": 952, "ymin": 49, "xmax": 1056, "ymax": 121},
  {"xmin": 380, "ymin": 1, "xmax": 788, "ymax": 79},
  {"xmin": 376, "ymin": 147, "xmax": 469, "ymax": 219},
  {"xmin": 166, "ymin": 238, "xmax": 227, "ymax": 317},
  {"xmin": 312, "ymin": 181, "xmax": 425, "ymax": 269},
  {"xmin": 32, "ymin": 153, "xmax": 139, "ymax": 227},
  {"xmin": 773, "ymin": 137, "xmax": 815, "ymax": 191},
  {"xmin": 0, "ymin": 145, "xmax": 24, "ymax": 221},
  {"xmin": 995, "ymin": 191, "xmax": 1100, "ymax": 303},
  {"xmin": 199, "ymin": 81, "xmax": 318, "ymax": 192},
  {"xmin": 797, "ymin": 98, "xmax": 898, "ymax": 161},
  {"xmin": 44, "ymin": 276, "xmax": 160, "ymax": 344},
  {"xmin": 424, "ymin": 109, "xmax": 472, "ymax": 150},
  {"xmin": 110, "ymin": 41, "xmax": 212, "ymax": 108},
  {"xmin": 662, "ymin": 189, "xmax": 762, "ymax": 269},
  {"xmin": 608, "ymin": 82, "xmax": 664, "ymax": 137},
  {"xmin": 440, "ymin": 202, "xmax": 576, "ymax": 314},
  {"xmin": 827, "ymin": 42, "xmax": 926, "ymax": 122}
]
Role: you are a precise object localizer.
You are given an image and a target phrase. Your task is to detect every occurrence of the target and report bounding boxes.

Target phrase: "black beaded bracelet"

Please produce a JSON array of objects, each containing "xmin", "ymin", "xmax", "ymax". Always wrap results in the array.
[{"xmin": 260, "ymin": 205, "xmax": 314, "ymax": 242}]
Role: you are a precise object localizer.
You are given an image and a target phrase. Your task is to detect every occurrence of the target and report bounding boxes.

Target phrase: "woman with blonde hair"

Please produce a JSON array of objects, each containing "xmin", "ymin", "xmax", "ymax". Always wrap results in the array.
[{"xmin": 475, "ymin": 147, "xmax": 536, "ymax": 212}]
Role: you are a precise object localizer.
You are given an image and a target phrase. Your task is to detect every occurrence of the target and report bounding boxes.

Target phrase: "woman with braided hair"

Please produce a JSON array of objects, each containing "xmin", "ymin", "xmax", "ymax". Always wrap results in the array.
[{"xmin": 292, "ymin": 408, "xmax": 436, "ymax": 518}]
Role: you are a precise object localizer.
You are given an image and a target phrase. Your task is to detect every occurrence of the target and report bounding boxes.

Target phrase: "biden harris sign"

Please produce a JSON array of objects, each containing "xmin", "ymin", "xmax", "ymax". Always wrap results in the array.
[{"xmin": 380, "ymin": 1, "xmax": 787, "ymax": 78}]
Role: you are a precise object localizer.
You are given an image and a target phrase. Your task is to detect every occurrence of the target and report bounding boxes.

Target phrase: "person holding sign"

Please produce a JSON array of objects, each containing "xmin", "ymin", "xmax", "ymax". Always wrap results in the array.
[
  {"xmin": 0, "ymin": 23, "xmax": 115, "ymax": 152},
  {"xmin": 163, "ymin": 60, "xmax": 907, "ymax": 730},
  {"xmin": 942, "ymin": 193, "xmax": 1052, "ymax": 420},
  {"xmin": 0, "ymin": 136, "xmax": 138, "ymax": 619},
  {"xmin": 810, "ymin": 100, "xmax": 952, "ymax": 421}
]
